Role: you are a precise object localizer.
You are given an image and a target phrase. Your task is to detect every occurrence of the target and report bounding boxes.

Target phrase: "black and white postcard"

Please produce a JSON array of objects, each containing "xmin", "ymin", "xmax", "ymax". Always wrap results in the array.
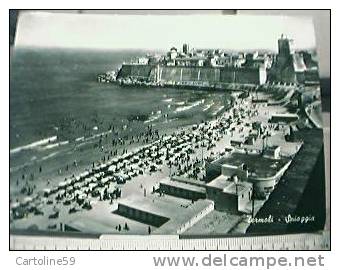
[{"xmin": 10, "ymin": 12, "xmax": 326, "ymax": 237}]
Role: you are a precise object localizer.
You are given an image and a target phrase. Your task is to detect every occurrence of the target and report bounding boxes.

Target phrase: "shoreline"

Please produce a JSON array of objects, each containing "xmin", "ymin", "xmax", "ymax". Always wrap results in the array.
[{"xmin": 10, "ymin": 84, "xmax": 324, "ymax": 235}]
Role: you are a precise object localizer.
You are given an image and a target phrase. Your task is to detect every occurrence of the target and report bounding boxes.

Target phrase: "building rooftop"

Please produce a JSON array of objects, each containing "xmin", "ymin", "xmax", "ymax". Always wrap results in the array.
[
  {"xmin": 160, "ymin": 179, "xmax": 206, "ymax": 194},
  {"xmin": 219, "ymin": 152, "xmax": 291, "ymax": 179},
  {"xmin": 176, "ymin": 57, "xmax": 207, "ymax": 61},
  {"xmin": 223, "ymin": 181, "xmax": 253, "ymax": 195},
  {"xmin": 271, "ymin": 113, "xmax": 299, "ymax": 118},
  {"xmin": 117, "ymin": 195, "xmax": 213, "ymax": 234},
  {"xmin": 170, "ymin": 176, "xmax": 207, "ymax": 188},
  {"xmin": 206, "ymin": 175, "xmax": 230, "ymax": 189},
  {"xmin": 206, "ymin": 175, "xmax": 252, "ymax": 195},
  {"xmin": 66, "ymin": 218, "xmax": 122, "ymax": 234}
]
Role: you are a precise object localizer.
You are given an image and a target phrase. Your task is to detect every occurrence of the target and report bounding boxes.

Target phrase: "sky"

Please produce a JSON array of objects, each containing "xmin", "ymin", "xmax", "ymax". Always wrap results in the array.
[{"xmin": 15, "ymin": 12, "xmax": 316, "ymax": 51}]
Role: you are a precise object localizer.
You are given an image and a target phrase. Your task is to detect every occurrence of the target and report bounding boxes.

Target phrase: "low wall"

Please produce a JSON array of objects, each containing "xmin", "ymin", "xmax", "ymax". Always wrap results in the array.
[{"xmin": 176, "ymin": 201, "xmax": 214, "ymax": 234}]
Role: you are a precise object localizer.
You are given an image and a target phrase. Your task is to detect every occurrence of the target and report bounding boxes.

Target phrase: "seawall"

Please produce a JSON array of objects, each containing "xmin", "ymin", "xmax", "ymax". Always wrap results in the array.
[{"xmin": 117, "ymin": 64, "xmax": 266, "ymax": 85}]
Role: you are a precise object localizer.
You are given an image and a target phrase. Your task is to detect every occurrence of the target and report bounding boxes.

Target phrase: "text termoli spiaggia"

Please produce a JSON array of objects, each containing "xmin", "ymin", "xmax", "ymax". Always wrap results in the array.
[{"xmin": 248, "ymin": 215, "xmax": 315, "ymax": 224}]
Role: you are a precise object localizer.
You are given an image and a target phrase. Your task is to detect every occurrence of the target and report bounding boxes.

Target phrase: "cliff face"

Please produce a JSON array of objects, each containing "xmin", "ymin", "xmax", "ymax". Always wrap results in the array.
[{"xmin": 117, "ymin": 64, "xmax": 265, "ymax": 85}]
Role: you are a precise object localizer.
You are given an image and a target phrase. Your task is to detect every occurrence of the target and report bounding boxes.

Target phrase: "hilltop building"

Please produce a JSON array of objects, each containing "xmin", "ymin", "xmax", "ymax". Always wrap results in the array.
[{"xmin": 114, "ymin": 35, "xmax": 318, "ymax": 87}]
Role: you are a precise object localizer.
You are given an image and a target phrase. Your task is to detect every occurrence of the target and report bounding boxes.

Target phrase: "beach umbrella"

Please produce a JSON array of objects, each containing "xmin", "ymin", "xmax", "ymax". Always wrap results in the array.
[
  {"xmin": 108, "ymin": 165, "xmax": 117, "ymax": 172},
  {"xmin": 65, "ymin": 179, "xmax": 73, "ymax": 186},
  {"xmin": 58, "ymin": 181, "xmax": 67, "ymax": 188},
  {"xmin": 88, "ymin": 183, "xmax": 97, "ymax": 190},
  {"xmin": 74, "ymin": 190, "xmax": 83, "ymax": 196},
  {"xmin": 78, "ymin": 193, "xmax": 87, "ymax": 200},
  {"xmin": 80, "ymin": 171, "xmax": 89, "ymax": 178},
  {"xmin": 73, "ymin": 182, "xmax": 82, "ymax": 189},
  {"xmin": 101, "ymin": 177, "xmax": 109, "ymax": 184}
]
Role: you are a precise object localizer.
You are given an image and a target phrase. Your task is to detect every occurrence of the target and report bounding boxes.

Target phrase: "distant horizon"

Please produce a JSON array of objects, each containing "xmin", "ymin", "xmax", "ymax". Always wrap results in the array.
[
  {"xmin": 14, "ymin": 44, "xmax": 317, "ymax": 54},
  {"xmin": 15, "ymin": 13, "xmax": 317, "ymax": 52}
]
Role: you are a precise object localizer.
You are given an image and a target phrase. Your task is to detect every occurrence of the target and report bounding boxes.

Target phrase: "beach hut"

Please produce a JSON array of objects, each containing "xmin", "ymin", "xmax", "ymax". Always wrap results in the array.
[
  {"xmin": 108, "ymin": 165, "xmax": 117, "ymax": 174},
  {"xmin": 66, "ymin": 186, "xmax": 74, "ymax": 193},
  {"xmin": 111, "ymin": 158, "xmax": 119, "ymax": 165},
  {"xmin": 88, "ymin": 183, "xmax": 97, "ymax": 190},
  {"xmin": 105, "ymin": 176, "xmax": 114, "ymax": 183},
  {"xmin": 122, "ymin": 159, "xmax": 130, "ymax": 166},
  {"xmin": 73, "ymin": 182, "xmax": 82, "ymax": 190},
  {"xmin": 150, "ymin": 145, "xmax": 158, "ymax": 152},
  {"xmin": 101, "ymin": 177, "xmax": 110, "ymax": 185},
  {"xmin": 94, "ymin": 173, "xmax": 101, "ymax": 179},
  {"xmin": 131, "ymin": 156, "xmax": 140, "ymax": 163},
  {"xmin": 65, "ymin": 179, "xmax": 73, "ymax": 186},
  {"xmin": 80, "ymin": 171, "xmax": 90, "ymax": 179},
  {"xmin": 74, "ymin": 190, "xmax": 83, "ymax": 197}
]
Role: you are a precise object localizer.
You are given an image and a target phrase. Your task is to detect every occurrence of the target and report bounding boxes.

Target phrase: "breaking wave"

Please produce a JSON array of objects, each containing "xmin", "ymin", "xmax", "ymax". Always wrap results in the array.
[{"xmin": 10, "ymin": 136, "xmax": 57, "ymax": 155}]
